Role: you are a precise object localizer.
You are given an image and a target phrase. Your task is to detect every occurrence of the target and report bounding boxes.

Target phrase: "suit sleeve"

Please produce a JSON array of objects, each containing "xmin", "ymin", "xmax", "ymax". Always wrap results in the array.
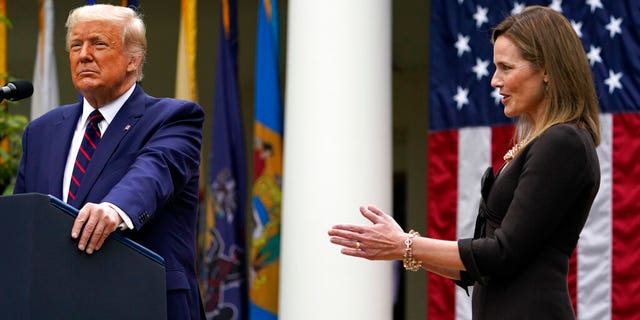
[
  {"xmin": 101, "ymin": 100, "xmax": 204, "ymax": 230},
  {"xmin": 13, "ymin": 124, "xmax": 30, "ymax": 194}
]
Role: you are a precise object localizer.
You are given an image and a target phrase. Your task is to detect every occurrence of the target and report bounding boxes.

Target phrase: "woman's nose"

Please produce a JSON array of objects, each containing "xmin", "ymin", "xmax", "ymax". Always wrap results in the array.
[{"xmin": 490, "ymin": 71, "xmax": 502, "ymax": 88}]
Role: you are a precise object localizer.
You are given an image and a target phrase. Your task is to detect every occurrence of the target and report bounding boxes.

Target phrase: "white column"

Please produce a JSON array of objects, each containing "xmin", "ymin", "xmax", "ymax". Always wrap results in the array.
[{"xmin": 280, "ymin": 1, "xmax": 393, "ymax": 320}]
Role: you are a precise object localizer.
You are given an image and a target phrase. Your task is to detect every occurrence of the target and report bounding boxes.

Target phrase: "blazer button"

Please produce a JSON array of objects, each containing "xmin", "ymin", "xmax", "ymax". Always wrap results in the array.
[{"xmin": 138, "ymin": 211, "xmax": 149, "ymax": 223}]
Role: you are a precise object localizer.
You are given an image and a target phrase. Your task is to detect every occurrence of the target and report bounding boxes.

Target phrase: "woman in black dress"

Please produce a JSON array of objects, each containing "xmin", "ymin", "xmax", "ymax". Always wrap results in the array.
[{"xmin": 328, "ymin": 6, "xmax": 600, "ymax": 319}]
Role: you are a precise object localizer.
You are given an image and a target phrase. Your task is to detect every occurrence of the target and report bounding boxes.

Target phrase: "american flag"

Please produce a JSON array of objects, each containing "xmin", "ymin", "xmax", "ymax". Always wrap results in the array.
[{"xmin": 427, "ymin": 1, "xmax": 640, "ymax": 319}]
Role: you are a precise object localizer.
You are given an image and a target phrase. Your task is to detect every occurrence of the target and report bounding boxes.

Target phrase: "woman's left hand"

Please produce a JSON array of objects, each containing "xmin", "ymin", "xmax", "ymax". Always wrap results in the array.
[{"xmin": 328, "ymin": 205, "xmax": 406, "ymax": 261}]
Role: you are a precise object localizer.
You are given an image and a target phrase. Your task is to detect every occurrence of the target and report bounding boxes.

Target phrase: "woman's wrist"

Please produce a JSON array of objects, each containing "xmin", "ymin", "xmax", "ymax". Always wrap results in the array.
[{"xmin": 402, "ymin": 230, "xmax": 423, "ymax": 271}]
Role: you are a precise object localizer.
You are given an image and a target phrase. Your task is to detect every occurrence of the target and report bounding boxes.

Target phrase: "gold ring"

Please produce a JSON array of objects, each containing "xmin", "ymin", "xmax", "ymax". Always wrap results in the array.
[{"xmin": 355, "ymin": 241, "xmax": 361, "ymax": 250}]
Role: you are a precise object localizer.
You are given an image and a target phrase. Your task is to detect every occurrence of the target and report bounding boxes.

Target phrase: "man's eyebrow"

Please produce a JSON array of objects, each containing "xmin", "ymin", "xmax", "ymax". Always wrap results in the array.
[{"xmin": 70, "ymin": 33, "xmax": 108, "ymax": 39}]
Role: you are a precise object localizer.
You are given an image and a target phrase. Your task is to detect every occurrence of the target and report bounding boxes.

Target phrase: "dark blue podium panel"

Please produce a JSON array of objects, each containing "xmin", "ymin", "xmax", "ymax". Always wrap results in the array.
[{"xmin": 0, "ymin": 193, "xmax": 166, "ymax": 320}]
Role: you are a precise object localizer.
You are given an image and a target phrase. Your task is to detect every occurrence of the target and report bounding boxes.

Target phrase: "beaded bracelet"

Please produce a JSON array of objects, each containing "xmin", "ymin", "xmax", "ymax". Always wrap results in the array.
[{"xmin": 402, "ymin": 229, "xmax": 423, "ymax": 271}]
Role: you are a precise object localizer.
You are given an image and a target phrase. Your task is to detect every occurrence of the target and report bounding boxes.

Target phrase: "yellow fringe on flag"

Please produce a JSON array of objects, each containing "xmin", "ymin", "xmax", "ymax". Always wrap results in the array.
[{"xmin": 175, "ymin": 0, "xmax": 198, "ymax": 102}]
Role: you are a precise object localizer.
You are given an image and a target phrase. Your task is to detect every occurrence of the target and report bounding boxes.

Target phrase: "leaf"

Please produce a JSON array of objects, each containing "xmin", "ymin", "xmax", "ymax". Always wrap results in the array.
[{"xmin": 0, "ymin": 16, "xmax": 13, "ymax": 29}]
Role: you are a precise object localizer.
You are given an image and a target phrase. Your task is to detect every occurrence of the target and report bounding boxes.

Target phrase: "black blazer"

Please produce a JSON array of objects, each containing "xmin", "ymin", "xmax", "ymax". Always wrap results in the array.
[{"xmin": 457, "ymin": 123, "xmax": 600, "ymax": 320}]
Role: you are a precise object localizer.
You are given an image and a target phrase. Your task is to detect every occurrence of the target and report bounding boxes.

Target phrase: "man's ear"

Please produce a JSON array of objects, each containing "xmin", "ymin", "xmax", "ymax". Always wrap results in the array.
[{"xmin": 127, "ymin": 56, "xmax": 141, "ymax": 72}]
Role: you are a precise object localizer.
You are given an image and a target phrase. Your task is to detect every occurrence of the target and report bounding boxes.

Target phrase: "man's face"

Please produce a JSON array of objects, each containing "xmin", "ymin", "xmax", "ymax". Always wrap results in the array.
[{"xmin": 68, "ymin": 20, "xmax": 136, "ymax": 102}]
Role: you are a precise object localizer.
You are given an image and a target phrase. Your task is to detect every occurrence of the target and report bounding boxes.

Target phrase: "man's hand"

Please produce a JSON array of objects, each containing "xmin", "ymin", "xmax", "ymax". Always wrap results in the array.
[{"xmin": 71, "ymin": 202, "xmax": 123, "ymax": 254}]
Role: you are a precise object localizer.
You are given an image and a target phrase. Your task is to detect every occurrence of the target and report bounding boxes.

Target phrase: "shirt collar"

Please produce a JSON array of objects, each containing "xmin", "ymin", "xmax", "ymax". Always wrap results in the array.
[{"xmin": 79, "ymin": 83, "xmax": 137, "ymax": 128}]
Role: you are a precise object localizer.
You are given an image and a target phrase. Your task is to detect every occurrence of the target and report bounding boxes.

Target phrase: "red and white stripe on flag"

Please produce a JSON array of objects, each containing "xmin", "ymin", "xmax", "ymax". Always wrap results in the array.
[{"xmin": 426, "ymin": 113, "xmax": 640, "ymax": 320}]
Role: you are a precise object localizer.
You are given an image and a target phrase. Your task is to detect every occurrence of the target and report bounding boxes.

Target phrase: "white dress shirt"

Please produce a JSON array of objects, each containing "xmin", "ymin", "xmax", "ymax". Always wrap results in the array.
[{"xmin": 62, "ymin": 84, "xmax": 136, "ymax": 229}]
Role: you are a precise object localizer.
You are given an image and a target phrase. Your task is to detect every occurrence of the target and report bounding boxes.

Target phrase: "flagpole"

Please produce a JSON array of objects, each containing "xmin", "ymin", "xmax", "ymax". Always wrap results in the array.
[
  {"xmin": 30, "ymin": 0, "xmax": 59, "ymax": 120},
  {"xmin": 280, "ymin": 1, "xmax": 393, "ymax": 319},
  {"xmin": 0, "ymin": 0, "xmax": 6, "ymax": 85}
]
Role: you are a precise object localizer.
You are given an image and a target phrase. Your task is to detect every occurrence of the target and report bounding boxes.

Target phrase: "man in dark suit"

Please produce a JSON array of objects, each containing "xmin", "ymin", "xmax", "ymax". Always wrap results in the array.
[{"xmin": 14, "ymin": 4, "xmax": 203, "ymax": 319}]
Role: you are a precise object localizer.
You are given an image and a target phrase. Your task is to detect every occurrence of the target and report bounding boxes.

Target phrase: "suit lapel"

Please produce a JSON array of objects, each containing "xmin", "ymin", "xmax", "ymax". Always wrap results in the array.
[
  {"xmin": 69, "ymin": 86, "xmax": 146, "ymax": 207},
  {"xmin": 48, "ymin": 105, "xmax": 82, "ymax": 199}
]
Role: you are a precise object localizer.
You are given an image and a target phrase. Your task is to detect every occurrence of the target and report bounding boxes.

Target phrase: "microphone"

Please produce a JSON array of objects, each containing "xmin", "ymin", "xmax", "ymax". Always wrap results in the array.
[{"xmin": 0, "ymin": 80, "xmax": 34, "ymax": 101}]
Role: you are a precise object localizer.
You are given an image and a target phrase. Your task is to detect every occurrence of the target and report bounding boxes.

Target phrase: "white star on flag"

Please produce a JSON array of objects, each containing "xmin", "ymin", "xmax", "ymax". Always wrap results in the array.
[
  {"xmin": 587, "ymin": 0, "xmax": 604, "ymax": 12},
  {"xmin": 455, "ymin": 33, "xmax": 471, "ymax": 57},
  {"xmin": 605, "ymin": 16, "xmax": 623, "ymax": 38},
  {"xmin": 491, "ymin": 87, "xmax": 502, "ymax": 106},
  {"xmin": 454, "ymin": 86, "xmax": 469, "ymax": 110},
  {"xmin": 511, "ymin": 2, "xmax": 525, "ymax": 15},
  {"xmin": 473, "ymin": 6, "xmax": 489, "ymax": 28},
  {"xmin": 472, "ymin": 58, "xmax": 490, "ymax": 80},
  {"xmin": 587, "ymin": 45, "xmax": 603, "ymax": 66},
  {"xmin": 604, "ymin": 70, "xmax": 623, "ymax": 93},
  {"xmin": 549, "ymin": 0, "xmax": 563, "ymax": 12},
  {"xmin": 571, "ymin": 20, "xmax": 583, "ymax": 38}
]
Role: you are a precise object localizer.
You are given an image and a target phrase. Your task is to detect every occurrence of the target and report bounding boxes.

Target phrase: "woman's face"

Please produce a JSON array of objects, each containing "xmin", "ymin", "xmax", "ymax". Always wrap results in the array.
[{"xmin": 491, "ymin": 36, "xmax": 548, "ymax": 126}]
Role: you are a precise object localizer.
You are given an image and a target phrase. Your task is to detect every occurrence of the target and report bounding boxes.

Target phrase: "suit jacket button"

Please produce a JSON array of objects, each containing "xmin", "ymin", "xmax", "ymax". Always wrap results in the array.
[{"xmin": 138, "ymin": 211, "xmax": 149, "ymax": 223}]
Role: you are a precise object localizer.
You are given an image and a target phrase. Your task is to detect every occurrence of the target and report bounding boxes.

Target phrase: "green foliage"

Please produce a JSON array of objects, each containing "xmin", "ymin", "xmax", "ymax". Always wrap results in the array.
[
  {"xmin": 0, "ymin": 15, "xmax": 27, "ymax": 194},
  {"xmin": 0, "ymin": 105, "xmax": 27, "ymax": 194},
  {"xmin": 0, "ymin": 15, "xmax": 12, "ymax": 29}
]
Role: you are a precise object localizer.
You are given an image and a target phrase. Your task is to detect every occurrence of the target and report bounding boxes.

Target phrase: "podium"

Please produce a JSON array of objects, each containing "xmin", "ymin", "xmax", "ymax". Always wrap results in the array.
[{"xmin": 0, "ymin": 193, "xmax": 167, "ymax": 319}]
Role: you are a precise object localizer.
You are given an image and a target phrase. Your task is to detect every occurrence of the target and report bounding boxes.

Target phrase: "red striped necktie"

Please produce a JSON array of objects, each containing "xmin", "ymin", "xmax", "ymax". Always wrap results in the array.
[{"xmin": 68, "ymin": 110, "xmax": 104, "ymax": 202}]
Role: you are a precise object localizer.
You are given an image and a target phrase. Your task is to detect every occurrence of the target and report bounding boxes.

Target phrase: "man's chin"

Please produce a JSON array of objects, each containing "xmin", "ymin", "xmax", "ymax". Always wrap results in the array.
[{"xmin": 73, "ymin": 80, "xmax": 102, "ymax": 92}]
